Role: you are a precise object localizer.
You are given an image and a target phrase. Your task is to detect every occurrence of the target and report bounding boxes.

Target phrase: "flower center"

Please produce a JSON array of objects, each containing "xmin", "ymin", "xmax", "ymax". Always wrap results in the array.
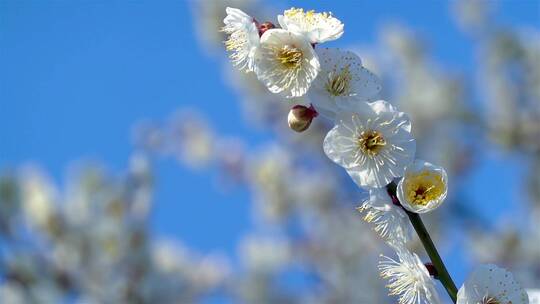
[
  {"xmin": 481, "ymin": 296, "xmax": 501, "ymax": 304},
  {"xmin": 358, "ymin": 130, "xmax": 386, "ymax": 156},
  {"xmin": 276, "ymin": 45, "xmax": 303, "ymax": 68},
  {"xmin": 404, "ymin": 170, "xmax": 445, "ymax": 206},
  {"xmin": 325, "ymin": 65, "xmax": 352, "ymax": 96}
]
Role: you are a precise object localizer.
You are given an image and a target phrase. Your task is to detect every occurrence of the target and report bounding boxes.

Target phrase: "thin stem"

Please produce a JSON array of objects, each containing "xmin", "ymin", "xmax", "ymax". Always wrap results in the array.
[
  {"xmin": 406, "ymin": 211, "xmax": 458, "ymax": 303},
  {"xmin": 386, "ymin": 182, "xmax": 458, "ymax": 303}
]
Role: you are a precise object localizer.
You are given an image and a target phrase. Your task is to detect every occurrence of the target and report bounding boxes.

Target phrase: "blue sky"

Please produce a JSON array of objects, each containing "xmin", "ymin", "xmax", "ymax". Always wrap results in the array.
[{"xmin": 1, "ymin": 0, "xmax": 539, "ymax": 288}]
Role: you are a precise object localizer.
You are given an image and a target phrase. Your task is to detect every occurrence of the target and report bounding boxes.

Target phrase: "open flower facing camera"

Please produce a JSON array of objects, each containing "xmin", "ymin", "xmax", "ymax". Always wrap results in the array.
[
  {"xmin": 397, "ymin": 160, "xmax": 448, "ymax": 214},
  {"xmin": 309, "ymin": 48, "xmax": 381, "ymax": 119},
  {"xmin": 254, "ymin": 29, "xmax": 320, "ymax": 97},
  {"xmin": 323, "ymin": 100, "xmax": 416, "ymax": 189},
  {"xmin": 223, "ymin": 6, "xmax": 530, "ymax": 304}
]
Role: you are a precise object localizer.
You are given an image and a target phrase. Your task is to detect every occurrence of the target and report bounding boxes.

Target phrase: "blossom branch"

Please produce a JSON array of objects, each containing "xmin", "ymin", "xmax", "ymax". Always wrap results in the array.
[
  {"xmin": 222, "ymin": 6, "xmax": 531, "ymax": 303},
  {"xmin": 387, "ymin": 182, "xmax": 458, "ymax": 303},
  {"xmin": 406, "ymin": 211, "xmax": 458, "ymax": 302}
]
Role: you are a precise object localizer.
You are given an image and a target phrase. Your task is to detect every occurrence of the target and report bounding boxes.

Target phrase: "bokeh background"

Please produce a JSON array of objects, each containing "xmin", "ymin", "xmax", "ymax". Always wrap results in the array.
[{"xmin": 0, "ymin": 0, "xmax": 539, "ymax": 303}]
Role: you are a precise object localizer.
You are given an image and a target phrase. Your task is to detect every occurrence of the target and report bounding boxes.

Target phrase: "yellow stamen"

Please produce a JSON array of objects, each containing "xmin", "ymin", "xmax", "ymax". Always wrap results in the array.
[
  {"xmin": 284, "ymin": 7, "xmax": 333, "ymax": 26},
  {"xmin": 325, "ymin": 65, "xmax": 352, "ymax": 96},
  {"xmin": 223, "ymin": 30, "xmax": 248, "ymax": 64},
  {"xmin": 358, "ymin": 130, "xmax": 386, "ymax": 156},
  {"xmin": 403, "ymin": 170, "xmax": 445, "ymax": 206},
  {"xmin": 276, "ymin": 45, "xmax": 303, "ymax": 68},
  {"xmin": 224, "ymin": 36, "xmax": 242, "ymax": 51}
]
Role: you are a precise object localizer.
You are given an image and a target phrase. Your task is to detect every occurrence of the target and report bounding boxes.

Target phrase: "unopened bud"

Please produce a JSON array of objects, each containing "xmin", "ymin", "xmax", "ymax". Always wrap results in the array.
[
  {"xmin": 287, "ymin": 105, "xmax": 318, "ymax": 133},
  {"xmin": 258, "ymin": 22, "xmax": 276, "ymax": 36}
]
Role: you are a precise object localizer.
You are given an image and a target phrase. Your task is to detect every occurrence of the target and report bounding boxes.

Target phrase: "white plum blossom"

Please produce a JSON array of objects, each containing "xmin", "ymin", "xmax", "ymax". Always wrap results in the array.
[
  {"xmin": 239, "ymin": 236, "xmax": 291, "ymax": 271},
  {"xmin": 397, "ymin": 160, "xmax": 448, "ymax": 214},
  {"xmin": 457, "ymin": 264, "xmax": 529, "ymax": 304},
  {"xmin": 379, "ymin": 249, "xmax": 441, "ymax": 304},
  {"xmin": 528, "ymin": 289, "xmax": 540, "ymax": 304},
  {"xmin": 358, "ymin": 188, "xmax": 412, "ymax": 248},
  {"xmin": 19, "ymin": 168, "xmax": 57, "ymax": 231},
  {"xmin": 323, "ymin": 100, "xmax": 416, "ymax": 188},
  {"xmin": 277, "ymin": 7, "xmax": 344, "ymax": 44},
  {"xmin": 254, "ymin": 29, "xmax": 320, "ymax": 97},
  {"xmin": 222, "ymin": 7, "xmax": 260, "ymax": 72},
  {"xmin": 309, "ymin": 48, "xmax": 381, "ymax": 119}
]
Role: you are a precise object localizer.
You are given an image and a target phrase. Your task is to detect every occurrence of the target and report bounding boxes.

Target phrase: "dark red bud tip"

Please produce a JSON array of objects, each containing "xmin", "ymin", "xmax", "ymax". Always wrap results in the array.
[
  {"xmin": 258, "ymin": 22, "xmax": 276, "ymax": 36},
  {"xmin": 308, "ymin": 104, "xmax": 319, "ymax": 118},
  {"xmin": 424, "ymin": 262, "xmax": 438, "ymax": 278},
  {"xmin": 391, "ymin": 195, "xmax": 401, "ymax": 207},
  {"xmin": 291, "ymin": 104, "xmax": 318, "ymax": 119}
]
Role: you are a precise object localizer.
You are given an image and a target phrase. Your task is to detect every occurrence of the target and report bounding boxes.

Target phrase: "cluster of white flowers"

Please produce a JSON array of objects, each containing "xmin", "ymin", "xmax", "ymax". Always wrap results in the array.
[
  {"xmin": 223, "ymin": 6, "xmax": 530, "ymax": 304},
  {"xmin": 0, "ymin": 159, "xmax": 230, "ymax": 303},
  {"xmin": 0, "ymin": 1, "xmax": 537, "ymax": 303}
]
